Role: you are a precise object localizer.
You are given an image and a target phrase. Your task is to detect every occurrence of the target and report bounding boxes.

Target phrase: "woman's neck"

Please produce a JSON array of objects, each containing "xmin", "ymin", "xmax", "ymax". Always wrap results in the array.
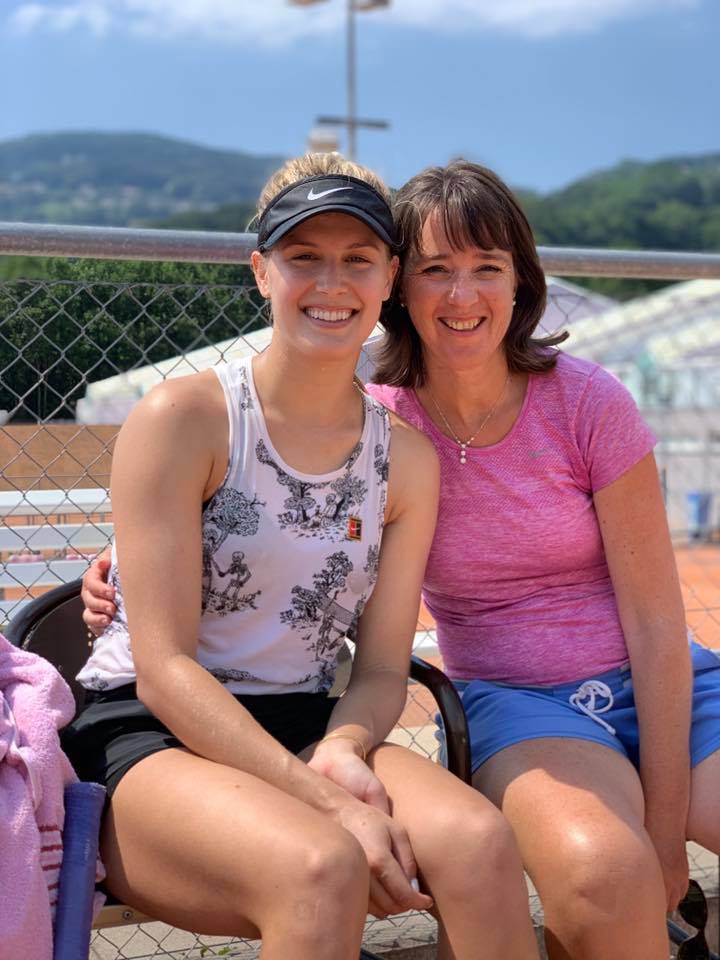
[
  {"xmin": 418, "ymin": 355, "xmax": 513, "ymax": 435},
  {"xmin": 253, "ymin": 340, "xmax": 361, "ymax": 430}
]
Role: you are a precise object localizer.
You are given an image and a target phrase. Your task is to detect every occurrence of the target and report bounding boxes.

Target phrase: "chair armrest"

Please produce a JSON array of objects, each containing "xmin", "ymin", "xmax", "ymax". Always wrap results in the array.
[
  {"xmin": 5, "ymin": 578, "xmax": 84, "ymax": 648},
  {"xmin": 410, "ymin": 654, "xmax": 471, "ymax": 785},
  {"xmin": 668, "ymin": 911, "xmax": 719, "ymax": 958}
]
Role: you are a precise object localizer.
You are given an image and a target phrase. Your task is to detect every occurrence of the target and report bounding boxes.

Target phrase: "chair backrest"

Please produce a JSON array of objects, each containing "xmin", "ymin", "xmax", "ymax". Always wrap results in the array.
[{"xmin": 5, "ymin": 579, "xmax": 90, "ymax": 717}]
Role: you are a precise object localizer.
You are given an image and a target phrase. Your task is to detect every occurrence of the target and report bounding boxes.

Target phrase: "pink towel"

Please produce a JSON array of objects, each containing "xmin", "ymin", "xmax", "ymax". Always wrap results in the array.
[{"xmin": 0, "ymin": 633, "xmax": 78, "ymax": 960}]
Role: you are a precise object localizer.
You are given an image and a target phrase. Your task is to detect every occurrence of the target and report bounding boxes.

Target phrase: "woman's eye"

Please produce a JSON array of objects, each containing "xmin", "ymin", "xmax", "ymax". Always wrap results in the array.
[
  {"xmin": 477, "ymin": 264, "xmax": 502, "ymax": 274},
  {"xmin": 420, "ymin": 265, "xmax": 448, "ymax": 275},
  {"xmin": 347, "ymin": 255, "xmax": 370, "ymax": 264}
]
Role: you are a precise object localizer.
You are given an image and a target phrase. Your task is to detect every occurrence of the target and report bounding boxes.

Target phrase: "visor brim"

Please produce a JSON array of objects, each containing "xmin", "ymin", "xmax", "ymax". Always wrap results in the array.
[{"xmin": 258, "ymin": 205, "xmax": 396, "ymax": 252}]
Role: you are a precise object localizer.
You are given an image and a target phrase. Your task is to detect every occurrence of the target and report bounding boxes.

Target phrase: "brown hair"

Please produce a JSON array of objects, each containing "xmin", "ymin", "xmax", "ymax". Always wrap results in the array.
[{"xmin": 373, "ymin": 160, "xmax": 567, "ymax": 388}]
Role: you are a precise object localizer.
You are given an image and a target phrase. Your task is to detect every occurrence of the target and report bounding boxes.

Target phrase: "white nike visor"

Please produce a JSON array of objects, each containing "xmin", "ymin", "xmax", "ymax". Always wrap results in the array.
[{"xmin": 257, "ymin": 174, "xmax": 397, "ymax": 252}]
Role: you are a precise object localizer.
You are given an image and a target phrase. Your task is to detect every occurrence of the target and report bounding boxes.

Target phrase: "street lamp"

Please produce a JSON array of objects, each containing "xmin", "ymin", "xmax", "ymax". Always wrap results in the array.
[{"xmin": 288, "ymin": 0, "xmax": 390, "ymax": 160}]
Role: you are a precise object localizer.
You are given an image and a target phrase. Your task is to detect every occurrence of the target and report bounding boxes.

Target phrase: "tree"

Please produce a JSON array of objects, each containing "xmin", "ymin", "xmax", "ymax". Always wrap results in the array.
[{"xmin": 0, "ymin": 257, "xmax": 266, "ymax": 421}]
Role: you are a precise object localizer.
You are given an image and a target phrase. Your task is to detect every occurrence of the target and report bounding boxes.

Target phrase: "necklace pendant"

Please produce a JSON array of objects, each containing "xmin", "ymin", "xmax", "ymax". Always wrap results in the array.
[{"xmin": 459, "ymin": 443, "xmax": 467, "ymax": 465}]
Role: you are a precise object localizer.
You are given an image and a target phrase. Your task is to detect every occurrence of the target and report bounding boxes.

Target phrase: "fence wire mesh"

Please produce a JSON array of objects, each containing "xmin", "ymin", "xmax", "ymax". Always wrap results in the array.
[{"xmin": 1, "ymin": 252, "xmax": 718, "ymax": 957}]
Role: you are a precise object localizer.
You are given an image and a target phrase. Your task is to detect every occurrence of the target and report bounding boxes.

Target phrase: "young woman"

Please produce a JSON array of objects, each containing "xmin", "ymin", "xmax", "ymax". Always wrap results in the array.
[{"xmin": 68, "ymin": 154, "xmax": 540, "ymax": 960}]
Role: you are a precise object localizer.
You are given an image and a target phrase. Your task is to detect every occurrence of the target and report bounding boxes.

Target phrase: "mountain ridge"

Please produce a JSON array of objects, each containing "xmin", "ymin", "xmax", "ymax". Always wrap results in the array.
[{"xmin": 0, "ymin": 131, "xmax": 283, "ymax": 225}]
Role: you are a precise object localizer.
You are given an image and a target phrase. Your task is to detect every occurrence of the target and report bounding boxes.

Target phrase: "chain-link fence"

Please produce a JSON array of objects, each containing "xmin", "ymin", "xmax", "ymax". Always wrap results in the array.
[{"xmin": 1, "ymin": 225, "xmax": 719, "ymax": 957}]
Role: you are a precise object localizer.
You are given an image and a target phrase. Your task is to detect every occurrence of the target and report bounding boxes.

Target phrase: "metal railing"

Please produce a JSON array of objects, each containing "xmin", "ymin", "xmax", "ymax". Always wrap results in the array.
[{"xmin": 3, "ymin": 219, "xmax": 720, "ymax": 274}]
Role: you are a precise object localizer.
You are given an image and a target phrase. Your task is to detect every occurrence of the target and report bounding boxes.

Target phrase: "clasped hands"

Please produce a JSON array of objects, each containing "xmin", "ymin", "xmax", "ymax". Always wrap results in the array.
[{"xmin": 309, "ymin": 738, "xmax": 433, "ymax": 919}]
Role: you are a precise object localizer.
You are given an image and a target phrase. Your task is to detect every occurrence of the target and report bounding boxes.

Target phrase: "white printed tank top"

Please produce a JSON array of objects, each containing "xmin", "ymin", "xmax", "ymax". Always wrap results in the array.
[{"xmin": 77, "ymin": 357, "xmax": 391, "ymax": 695}]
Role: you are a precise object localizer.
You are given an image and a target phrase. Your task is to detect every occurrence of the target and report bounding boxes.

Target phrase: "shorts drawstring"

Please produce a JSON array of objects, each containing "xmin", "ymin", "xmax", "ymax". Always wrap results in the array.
[{"xmin": 569, "ymin": 680, "xmax": 616, "ymax": 734}]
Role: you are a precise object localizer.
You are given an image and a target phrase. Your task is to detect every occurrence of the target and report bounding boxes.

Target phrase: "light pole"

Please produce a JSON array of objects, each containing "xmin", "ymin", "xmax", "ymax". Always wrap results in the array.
[{"xmin": 288, "ymin": 0, "xmax": 390, "ymax": 160}]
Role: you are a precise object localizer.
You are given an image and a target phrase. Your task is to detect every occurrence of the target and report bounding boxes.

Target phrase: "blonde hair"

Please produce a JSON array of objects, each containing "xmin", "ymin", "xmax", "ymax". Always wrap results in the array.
[{"xmin": 256, "ymin": 153, "xmax": 391, "ymax": 221}]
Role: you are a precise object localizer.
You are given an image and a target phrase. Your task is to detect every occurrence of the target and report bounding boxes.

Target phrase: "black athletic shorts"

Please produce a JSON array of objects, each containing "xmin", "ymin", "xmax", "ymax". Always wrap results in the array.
[{"xmin": 61, "ymin": 683, "xmax": 338, "ymax": 797}]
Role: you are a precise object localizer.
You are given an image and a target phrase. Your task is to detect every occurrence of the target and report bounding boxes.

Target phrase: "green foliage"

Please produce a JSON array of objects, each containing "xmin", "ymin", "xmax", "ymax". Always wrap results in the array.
[
  {"xmin": 0, "ymin": 256, "xmax": 265, "ymax": 422},
  {"xmin": 527, "ymin": 154, "xmax": 720, "ymax": 254},
  {"xmin": 152, "ymin": 203, "xmax": 257, "ymax": 233}
]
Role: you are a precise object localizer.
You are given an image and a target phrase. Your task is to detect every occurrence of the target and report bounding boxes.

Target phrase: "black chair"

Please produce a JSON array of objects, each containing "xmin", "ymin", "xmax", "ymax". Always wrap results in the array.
[
  {"xmin": 6, "ymin": 578, "xmax": 471, "ymax": 957},
  {"xmin": 668, "ymin": 878, "xmax": 719, "ymax": 960}
]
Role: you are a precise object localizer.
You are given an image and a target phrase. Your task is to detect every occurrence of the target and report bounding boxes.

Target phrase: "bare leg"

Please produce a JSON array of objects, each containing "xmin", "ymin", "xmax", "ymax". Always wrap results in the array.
[
  {"xmin": 687, "ymin": 749, "xmax": 720, "ymax": 852},
  {"xmin": 102, "ymin": 748, "xmax": 369, "ymax": 960},
  {"xmin": 369, "ymin": 743, "xmax": 540, "ymax": 960},
  {"xmin": 475, "ymin": 738, "xmax": 668, "ymax": 960}
]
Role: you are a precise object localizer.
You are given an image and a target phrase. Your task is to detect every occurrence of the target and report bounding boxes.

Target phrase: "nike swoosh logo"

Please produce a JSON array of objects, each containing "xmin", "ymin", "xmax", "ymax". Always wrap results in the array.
[{"xmin": 307, "ymin": 186, "xmax": 354, "ymax": 200}]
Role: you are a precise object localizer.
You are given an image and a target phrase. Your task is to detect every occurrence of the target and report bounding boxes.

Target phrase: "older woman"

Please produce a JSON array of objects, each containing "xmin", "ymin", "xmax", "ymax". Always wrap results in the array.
[{"xmin": 367, "ymin": 160, "xmax": 720, "ymax": 960}]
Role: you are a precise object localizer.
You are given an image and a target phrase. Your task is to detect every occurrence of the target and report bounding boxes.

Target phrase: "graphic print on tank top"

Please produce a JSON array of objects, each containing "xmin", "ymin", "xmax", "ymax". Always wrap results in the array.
[
  {"xmin": 201, "ymin": 487, "xmax": 265, "ymax": 615},
  {"xmin": 374, "ymin": 442, "xmax": 389, "ymax": 483},
  {"xmin": 256, "ymin": 438, "xmax": 369, "ymax": 541},
  {"xmin": 280, "ymin": 543, "xmax": 382, "ymax": 692}
]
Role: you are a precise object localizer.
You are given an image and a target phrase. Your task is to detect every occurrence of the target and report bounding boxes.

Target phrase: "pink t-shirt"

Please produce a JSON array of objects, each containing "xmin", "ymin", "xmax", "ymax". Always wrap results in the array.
[{"xmin": 368, "ymin": 353, "xmax": 657, "ymax": 685}]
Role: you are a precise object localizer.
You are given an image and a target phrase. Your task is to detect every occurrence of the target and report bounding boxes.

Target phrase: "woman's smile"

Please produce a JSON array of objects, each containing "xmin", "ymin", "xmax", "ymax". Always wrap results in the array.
[
  {"xmin": 438, "ymin": 315, "xmax": 486, "ymax": 332},
  {"xmin": 303, "ymin": 306, "xmax": 358, "ymax": 325}
]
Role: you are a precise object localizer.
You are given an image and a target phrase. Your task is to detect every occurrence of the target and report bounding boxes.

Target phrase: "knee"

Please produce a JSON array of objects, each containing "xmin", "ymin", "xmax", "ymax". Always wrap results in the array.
[
  {"xmin": 544, "ymin": 826, "xmax": 662, "ymax": 922},
  {"xmin": 247, "ymin": 825, "xmax": 369, "ymax": 936},
  {"xmin": 298, "ymin": 826, "xmax": 370, "ymax": 907},
  {"xmin": 423, "ymin": 801, "xmax": 524, "ymax": 893},
  {"xmin": 687, "ymin": 798, "xmax": 720, "ymax": 853}
]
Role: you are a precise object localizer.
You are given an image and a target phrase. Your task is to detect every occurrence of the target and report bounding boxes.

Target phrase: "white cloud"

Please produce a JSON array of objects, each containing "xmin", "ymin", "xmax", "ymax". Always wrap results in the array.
[
  {"xmin": 11, "ymin": 1, "xmax": 112, "ymax": 34},
  {"xmin": 8, "ymin": 0, "xmax": 700, "ymax": 44}
]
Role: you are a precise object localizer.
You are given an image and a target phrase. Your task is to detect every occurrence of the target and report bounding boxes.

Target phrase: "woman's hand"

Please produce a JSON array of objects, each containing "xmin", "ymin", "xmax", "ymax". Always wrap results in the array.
[
  {"xmin": 309, "ymin": 739, "xmax": 390, "ymax": 812},
  {"xmin": 81, "ymin": 549, "xmax": 116, "ymax": 635},
  {"xmin": 310, "ymin": 738, "xmax": 432, "ymax": 917},
  {"xmin": 331, "ymin": 794, "xmax": 433, "ymax": 918}
]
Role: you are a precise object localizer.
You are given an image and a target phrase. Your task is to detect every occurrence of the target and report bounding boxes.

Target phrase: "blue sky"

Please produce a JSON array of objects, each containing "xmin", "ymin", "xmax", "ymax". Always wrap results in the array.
[{"xmin": 1, "ymin": 0, "xmax": 718, "ymax": 193}]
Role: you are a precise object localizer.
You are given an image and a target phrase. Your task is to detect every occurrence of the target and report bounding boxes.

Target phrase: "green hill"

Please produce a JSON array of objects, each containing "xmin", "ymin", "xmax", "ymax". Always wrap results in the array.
[
  {"xmin": 0, "ymin": 131, "xmax": 283, "ymax": 226},
  {"xmin": 520, "ymin": 153, "xmax": 720, "ymax": 252},
  {"xmin": 3, "ymin": 133, "xmax": 719, "ymax": 255}
]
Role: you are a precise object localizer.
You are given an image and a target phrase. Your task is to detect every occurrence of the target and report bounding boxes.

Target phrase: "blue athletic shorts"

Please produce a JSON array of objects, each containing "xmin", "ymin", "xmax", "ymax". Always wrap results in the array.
[{"xmin": 441, "ymin": 642, "xmax": 720, "ymax": 774}]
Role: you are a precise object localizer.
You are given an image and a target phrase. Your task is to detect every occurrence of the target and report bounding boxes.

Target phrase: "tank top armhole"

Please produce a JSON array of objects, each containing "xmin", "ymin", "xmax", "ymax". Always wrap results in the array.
[
  {"xmin": 209, "ymin": 363, "xmax": 240, "ymax": 498},
  {"xmin": 365, "ymin": 392, "xmax": 391, "ymax": 530}
]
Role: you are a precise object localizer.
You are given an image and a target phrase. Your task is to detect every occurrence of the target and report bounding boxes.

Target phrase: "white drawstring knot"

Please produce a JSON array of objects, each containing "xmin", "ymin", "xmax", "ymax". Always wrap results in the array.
[{"xmin": 569, "ymin": 680, "xmax": 616, "ymax": 734}]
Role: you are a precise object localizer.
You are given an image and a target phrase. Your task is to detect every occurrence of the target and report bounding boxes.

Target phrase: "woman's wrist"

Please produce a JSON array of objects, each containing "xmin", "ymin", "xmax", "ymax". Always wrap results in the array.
[{"xmin": 316, "ymin": 732, "xmax": 370, "ymax": 761}]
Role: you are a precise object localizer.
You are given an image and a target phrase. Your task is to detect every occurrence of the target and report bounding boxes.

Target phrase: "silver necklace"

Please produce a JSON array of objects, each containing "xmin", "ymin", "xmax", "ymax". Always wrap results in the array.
[{"xmin": 428, "ymin": 373, "xmax": 510, "ymax": 464}]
